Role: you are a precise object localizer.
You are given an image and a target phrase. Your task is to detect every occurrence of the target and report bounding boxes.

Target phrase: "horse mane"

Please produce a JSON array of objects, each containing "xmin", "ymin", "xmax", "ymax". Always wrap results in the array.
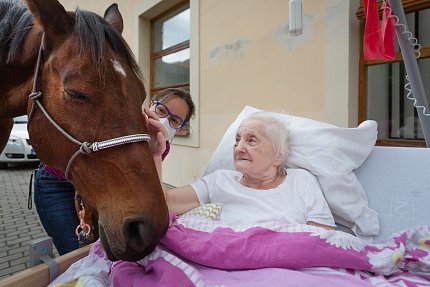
[
  {"xmin": 0, "ymin": 0, "xmax": 32, "ymax": 63},
  {"xmin": 0, "ymin": 0, "xmax": 142, "ymax": 78}
]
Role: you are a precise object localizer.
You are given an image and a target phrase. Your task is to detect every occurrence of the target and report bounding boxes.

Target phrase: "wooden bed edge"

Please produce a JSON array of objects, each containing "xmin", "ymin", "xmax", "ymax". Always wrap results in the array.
[{"xmin": 0, "ymin": 245, "xmax": 91, "ymax": 287}]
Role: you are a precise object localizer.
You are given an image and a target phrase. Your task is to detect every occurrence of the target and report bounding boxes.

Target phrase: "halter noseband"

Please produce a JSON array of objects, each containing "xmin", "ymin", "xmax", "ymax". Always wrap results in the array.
[{"xmin": 28, "ymin": 34, "xmax": 150, "ymax": 180}]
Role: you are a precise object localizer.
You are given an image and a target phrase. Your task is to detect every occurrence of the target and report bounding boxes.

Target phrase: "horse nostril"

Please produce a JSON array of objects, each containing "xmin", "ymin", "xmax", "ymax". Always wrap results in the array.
[{"xmin": 123, "ymin": 217, "xmax": 152, "ymax": 252}]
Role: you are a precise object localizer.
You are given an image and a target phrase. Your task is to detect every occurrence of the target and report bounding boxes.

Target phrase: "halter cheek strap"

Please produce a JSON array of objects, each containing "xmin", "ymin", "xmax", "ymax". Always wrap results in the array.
[{"xmin": 28, "ymin": 33, "xmax": 150, "ymax": 180}]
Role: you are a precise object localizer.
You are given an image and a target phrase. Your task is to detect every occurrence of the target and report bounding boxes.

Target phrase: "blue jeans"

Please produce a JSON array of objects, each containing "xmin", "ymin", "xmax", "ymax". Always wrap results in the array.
[{"xmin": 34, "ymin": 164, "xmax": 79, "ymax": 255}]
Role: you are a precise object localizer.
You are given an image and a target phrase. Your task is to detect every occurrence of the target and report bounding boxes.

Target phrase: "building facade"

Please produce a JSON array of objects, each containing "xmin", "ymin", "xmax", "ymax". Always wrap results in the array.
[{"xmin": 60, "ymin": 0, "xmax": 367, "ymax": 186}]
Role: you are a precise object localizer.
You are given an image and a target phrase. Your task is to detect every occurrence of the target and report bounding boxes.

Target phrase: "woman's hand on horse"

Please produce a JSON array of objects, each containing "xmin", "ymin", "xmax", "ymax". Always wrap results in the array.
[
  {"xmin": 142, "ymin": 107, "xmax": 167, "ymax": 157},
  {"xmin": 143, "ymin": 107, "xmax": 168, "ymax": 137},
  {"xmin": 154, "ymin": 129, "xmax": 166, "ymax": 158}
]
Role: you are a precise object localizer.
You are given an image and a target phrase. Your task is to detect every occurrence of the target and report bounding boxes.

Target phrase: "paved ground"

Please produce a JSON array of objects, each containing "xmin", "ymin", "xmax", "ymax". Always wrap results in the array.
[{"xmin": 0, "ymin": 162, "xmax": 59, "ymax": 280}]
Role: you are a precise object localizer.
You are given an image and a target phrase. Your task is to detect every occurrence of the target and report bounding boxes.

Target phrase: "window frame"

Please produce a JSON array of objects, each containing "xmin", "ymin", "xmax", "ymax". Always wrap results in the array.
[
  {"xmin": 150, "ymin": 1, "xmax": 190, "ymax": 95},
  {"xmin": 136, "ymin": 0, "xmax": 199, "ymax": 147},
  {"xmin": 356, "ymin": 0, "xmax": 430, "ymax": 147}
]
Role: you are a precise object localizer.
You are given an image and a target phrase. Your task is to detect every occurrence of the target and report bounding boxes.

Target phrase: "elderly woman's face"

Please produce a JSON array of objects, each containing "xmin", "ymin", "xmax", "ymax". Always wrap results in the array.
[{"xmin": 234, "ymin": 119, "xmax": 280, "ymax": 177}]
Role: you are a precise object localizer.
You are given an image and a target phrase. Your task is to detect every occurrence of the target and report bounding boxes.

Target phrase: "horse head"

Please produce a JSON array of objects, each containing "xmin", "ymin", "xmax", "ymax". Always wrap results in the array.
[{"xmin": 23, "ymin": 0, "xmax": 169, "ymax": 261}]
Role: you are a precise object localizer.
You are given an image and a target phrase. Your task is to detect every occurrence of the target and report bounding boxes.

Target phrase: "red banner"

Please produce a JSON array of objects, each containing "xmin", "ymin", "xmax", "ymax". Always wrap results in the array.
[{"xmin": 363, "ymin": 0, "xmax": 395, "ymax": 60}]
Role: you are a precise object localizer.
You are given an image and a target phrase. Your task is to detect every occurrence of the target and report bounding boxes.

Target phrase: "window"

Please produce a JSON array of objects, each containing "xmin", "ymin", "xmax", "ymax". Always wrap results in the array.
[
  {"xmin": 137, "ymin": 0, "xmax": 199, "ymax": 147},
  {"xmin": 357, "ymin": 1, "xmax": 430, "ymax": 147},
  {"xmin": 151, "ymin": 2, "xmax": 190, "ymax": 136}
]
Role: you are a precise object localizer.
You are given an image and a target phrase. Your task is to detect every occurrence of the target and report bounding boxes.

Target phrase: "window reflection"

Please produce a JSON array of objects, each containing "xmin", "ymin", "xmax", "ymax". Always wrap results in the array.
[
  {"xmin": 153, "ymin": 6, "xmax": 190, "ymax": 52},
  {"xmin": 154, "ymin": 48, "xmax": 190, "ymax": 89}
]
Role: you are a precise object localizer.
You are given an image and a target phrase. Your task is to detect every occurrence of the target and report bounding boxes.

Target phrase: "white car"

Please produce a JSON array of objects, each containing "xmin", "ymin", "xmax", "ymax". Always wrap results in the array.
[{"xmin": 0, "ymin": 116, "xmax": 39, "ymax": 168}]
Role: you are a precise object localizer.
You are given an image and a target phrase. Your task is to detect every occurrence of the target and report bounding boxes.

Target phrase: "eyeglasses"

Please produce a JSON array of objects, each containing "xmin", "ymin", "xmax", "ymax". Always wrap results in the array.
[{"xmin": 152, "ymin": 101, "xmax": 185, "ymax": 129}]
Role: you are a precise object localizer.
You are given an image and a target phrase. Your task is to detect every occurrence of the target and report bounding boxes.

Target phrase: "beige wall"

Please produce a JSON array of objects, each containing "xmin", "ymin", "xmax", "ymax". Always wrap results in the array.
[{"xmin": 58, "ymin": 0, "xmax": 361, "ymax": 186}]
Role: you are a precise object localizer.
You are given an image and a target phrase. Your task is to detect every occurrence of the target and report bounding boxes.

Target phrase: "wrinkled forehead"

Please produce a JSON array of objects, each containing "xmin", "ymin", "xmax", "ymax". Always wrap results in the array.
[{"xmin": 237, "ymin": 119, "xmax": 266, "ymax": 136}]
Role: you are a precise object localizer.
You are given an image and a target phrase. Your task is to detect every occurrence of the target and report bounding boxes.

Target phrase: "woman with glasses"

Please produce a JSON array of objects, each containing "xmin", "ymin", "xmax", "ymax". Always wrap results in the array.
[
  {"xmin": 143, "ymin": 88, "xmax": 195, "ymax": 161},
  {"xmin": 33, "ymin": 88, "xmax": 195, "ymax": 255}
]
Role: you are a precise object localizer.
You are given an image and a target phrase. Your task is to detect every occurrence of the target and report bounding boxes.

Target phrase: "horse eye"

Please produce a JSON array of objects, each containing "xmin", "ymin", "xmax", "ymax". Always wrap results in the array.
[{"xmin": 63, "ymin": 88, "xmax": 91, "ymax": 102}]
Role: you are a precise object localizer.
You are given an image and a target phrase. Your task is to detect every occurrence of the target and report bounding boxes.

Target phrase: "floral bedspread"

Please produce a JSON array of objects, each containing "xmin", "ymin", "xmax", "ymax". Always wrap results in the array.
[{"xmin": 50, "ymin": 216, "xmax": 430, "ymax": 287}]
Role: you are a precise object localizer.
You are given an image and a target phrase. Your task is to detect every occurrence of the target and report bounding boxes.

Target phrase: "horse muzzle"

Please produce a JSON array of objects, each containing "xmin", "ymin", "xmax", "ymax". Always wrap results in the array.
[{"xmin": 99, "ymin": 214, "xmax": 169, "ymax": 262}]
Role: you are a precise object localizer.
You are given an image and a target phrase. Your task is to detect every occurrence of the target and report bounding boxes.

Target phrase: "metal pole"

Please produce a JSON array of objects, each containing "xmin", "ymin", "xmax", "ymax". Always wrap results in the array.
[{"xmin": 389, "ymin": 0, "xmax": 430, "ymax": 147}]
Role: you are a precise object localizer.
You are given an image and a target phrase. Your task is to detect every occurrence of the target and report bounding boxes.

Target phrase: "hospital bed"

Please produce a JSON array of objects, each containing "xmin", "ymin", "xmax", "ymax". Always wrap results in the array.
[{"xmin": 0, "ymin": 144, "xmax": 428, "ymax": 287}]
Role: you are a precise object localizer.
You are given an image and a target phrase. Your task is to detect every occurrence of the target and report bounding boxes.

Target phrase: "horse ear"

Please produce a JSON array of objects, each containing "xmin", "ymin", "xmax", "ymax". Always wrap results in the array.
[
  {"xmin": 104, "ymin": 3, "xmax": 124, "ymax": 34},
  {"xmin": 25, "ymin": 0, "xmax": 74, "ymax": 37}
]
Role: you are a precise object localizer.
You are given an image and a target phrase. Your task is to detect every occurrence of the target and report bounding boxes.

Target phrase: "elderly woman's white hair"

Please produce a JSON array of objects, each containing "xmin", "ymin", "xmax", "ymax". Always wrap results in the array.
[{"xmin": 241, "ymin": 111, "xmax": 290, "ymax": 174}]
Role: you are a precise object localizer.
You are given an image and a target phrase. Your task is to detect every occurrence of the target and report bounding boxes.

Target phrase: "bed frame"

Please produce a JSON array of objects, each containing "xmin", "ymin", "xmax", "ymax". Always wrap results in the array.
[
  {"xmin": 355, "ymin": 146, "xmax": 430, "ymax": 243},
  {"xmin": 0, "ymin": 245, "xmax": 90, "ymax": 287},
  {"xmin": 0, "ymin": 146, "xmax": 428, "ymax": 286}
]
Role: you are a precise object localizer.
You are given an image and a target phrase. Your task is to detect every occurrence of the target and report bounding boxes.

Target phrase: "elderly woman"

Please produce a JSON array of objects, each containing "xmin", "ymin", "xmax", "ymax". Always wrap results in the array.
[{"xmin": 154, "ymin": 112, "xmax": 336, "ymax": 230}]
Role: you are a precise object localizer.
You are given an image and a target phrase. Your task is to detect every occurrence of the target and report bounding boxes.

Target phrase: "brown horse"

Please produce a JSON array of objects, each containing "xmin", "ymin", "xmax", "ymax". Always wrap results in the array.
[{"xmin": 0, "ymin": 0, "xmax": 168, "ymax": 261}]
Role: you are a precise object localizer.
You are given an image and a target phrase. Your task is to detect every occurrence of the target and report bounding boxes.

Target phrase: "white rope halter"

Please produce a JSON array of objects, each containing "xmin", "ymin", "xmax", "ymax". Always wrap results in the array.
[{"xmin": 28, "ymin": 34, "xmax": 150, "ymax": 180}]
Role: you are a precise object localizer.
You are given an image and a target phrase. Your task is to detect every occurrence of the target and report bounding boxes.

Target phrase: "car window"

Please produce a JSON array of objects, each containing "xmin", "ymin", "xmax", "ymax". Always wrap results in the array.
[{"xmin": 13, "ymin": 115, "xmax": 28, "ymax": 124}]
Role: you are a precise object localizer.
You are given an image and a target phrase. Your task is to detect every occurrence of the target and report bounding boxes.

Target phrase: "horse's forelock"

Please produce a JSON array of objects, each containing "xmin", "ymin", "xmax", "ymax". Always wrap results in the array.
[{"xmin": 74, "ymin": 8, "xmax": 142, "ymax": 80}]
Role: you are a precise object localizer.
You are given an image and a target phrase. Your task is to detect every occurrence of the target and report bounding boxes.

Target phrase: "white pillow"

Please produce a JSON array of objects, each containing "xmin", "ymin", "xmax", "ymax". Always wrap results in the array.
[{"xmin": 204, "ymin": 106, "xmax": 379, "ymax": 236}]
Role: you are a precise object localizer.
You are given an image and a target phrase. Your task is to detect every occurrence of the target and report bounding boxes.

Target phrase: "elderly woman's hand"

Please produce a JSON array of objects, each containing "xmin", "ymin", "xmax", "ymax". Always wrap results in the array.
[{"xmin": 142, "ymin": 107, "xmax": 167, "ymax": 158}]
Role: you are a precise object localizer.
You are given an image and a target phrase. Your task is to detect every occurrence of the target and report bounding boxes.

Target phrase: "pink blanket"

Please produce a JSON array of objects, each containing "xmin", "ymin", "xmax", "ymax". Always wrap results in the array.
[{"xmin": 51, "ymin": 217, "xmax": 430, "ymax": 287}]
